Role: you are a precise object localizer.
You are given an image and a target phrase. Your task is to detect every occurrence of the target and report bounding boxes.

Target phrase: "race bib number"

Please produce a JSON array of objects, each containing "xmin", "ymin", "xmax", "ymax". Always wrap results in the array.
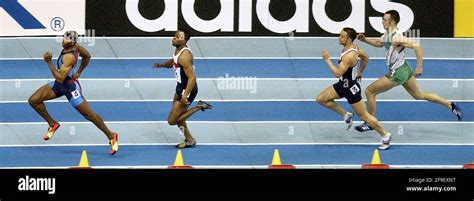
[
  {"xmin": 173, "ymin": 66, "xmax": 182, "ymax": 83},
  {"xmin": 71, "ymin": 90, "xmax": 81, "ymax": 99},
  {"xmin": 350, "ymin": 84, "xmax": 360, "ymax": 95}
]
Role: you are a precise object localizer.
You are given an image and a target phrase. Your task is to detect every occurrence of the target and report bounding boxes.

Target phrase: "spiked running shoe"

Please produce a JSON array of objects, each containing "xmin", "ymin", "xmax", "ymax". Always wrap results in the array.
[
  {"xmin": 197, "ymin": 100, "xmax": 213, "ymax": 111},
  {"xmin": 355, "ymin": 122, "xmax": 374, "ymax": 132},
  {"xmin": 175, "ymin": 138, "xmax": 196, "ymax": 149},
  {"xmin": 344, "ymin": 112, "xmax": 354, "ymax": 130},
  {"xmin": 378, "ymin": 132, "xmax": 392, "ymax": 150},
  {"xmin": 110, "ymin": 133, "xmax": 119, "ymax": 155},
  {"xmin": 43, "ymin": 122, "xmax": 60, "ymax": 141}
]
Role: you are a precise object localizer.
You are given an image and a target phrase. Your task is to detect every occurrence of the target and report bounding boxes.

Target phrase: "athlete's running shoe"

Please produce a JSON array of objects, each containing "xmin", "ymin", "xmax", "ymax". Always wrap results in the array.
[
  {"xmin": 110, "ymin": 133, "xmax": 119, "ymax": 155},
  {"xmin": 355, "ymin": 122, "xmax": 374, "ymax": 132},
  {"xmin": 451, "ymin": 102, "xmax": 463, "ymax": 121},
  {"xmin": 175, "ymin": 138, "xmax": 196, "ymax": 149},
  {"xmin": 344, "ymin": 112, "xmax": 354, "ymax": 130},
  {"xmin": 197, "ymin": 100, "xmax": 212, "ymax": 111},
  {"xmin": 43, "ymin": 122, "xmax": 60, "ymax": 141},
  {"xmin": 378, "ymin": 132, "xmax": 392, "ymax": 150}
]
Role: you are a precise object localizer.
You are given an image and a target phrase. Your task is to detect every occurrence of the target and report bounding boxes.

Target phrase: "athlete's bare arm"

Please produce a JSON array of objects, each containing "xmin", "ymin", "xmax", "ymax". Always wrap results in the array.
[
  {"xmin": 356, "ymin": 47, "xmax": 369, "ymax": 79},
  {"xmin": 44, "ymin": 52, "xmax": 75, "ymax": 83},
  {"xmin": 153, "ymin": 59, "xmax": 173, "ymax": 68},
  {"xmin": 178, "ymin": 50, "xmax": 196, "ymax": 105},
  {"xmin": 73, "ymin": 44, "xmax": 91, "ymax": 79},
  {"xmin": 393, "ymin": 35, "xmax": 423, "ymax": 77},
  {"xmin": 321, "ymin": 50, "xmax": 355, "ymax": 78},
  {"xmin": 357, "ymin": 33, "xmax": 384, "ymax": 48}
]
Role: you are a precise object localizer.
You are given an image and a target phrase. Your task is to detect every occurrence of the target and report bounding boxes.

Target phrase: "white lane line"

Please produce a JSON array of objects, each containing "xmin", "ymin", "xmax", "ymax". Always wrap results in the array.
[
  {"xmin": 1, "ymin": 57, "xmax": 474, "ymax": 60},
  {"xmin": 1, "ymin": 99, "xmax": 473, "ymax": 103},
  {"xmin": 2, "ymin": 36, "xmax": 474, "ymax": 39},
  {"xmin": 1, "ymin": 121, "xmax": 472, "ymax": 125},
  {"xmin": 1, "ymin": 78, "xmax": 473, "ymax": 81},
  {"xmin": 1, "ymin": 142, "xmax": 474, "ymax": 147},
  {"xmin": 0, "ymin": 165, "xmax": 465, "ymax": 169}
]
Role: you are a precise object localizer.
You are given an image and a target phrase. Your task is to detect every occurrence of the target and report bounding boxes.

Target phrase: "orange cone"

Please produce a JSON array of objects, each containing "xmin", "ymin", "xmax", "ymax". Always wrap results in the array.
[
  {"xmin": 268, "ymin": 149, "xmax": 295, "ymax": 169},
  {"xmin": 168, "ymin": 150, "xmax": 193, "ymax": 169},
  {"xmin": 463, "ymin": 163, "xmax": 474, "ymax": 169},
  {"xmin": 70, "ymin": 150, "xmax": 92, "ymax": 169},
  {"xmin": 362, "ymin": 149, "xmax": 389, "ymax": 169}
]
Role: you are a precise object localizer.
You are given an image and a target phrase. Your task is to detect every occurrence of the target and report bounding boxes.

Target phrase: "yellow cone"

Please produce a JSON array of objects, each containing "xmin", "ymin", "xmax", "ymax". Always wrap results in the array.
[
  {"xmin": 78, "ymin": 150, "xmax": 90, "ymax": 167},
  {"xmin": 173, "ymin": 150, "xmax": 185, "ymax": 166},
  {"xmin": 370, "ymin": 149, "xmax": 382, "ymax": 164},
  {"xmin": 271, "ymin": 149, "xmax": 282, "ymax": 165}
]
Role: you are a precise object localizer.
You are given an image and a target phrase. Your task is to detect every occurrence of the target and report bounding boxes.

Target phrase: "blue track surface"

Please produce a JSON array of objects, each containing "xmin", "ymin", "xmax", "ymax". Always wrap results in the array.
[
  {"xmin": 1, "ymin": 59, "xmax": 473, "ymax": 79},
  {"xmin": 1, "ymin": 101, "xmax": 471, "ymax": 122},
  {"xmin": 1, "ymin": 145, "xmax": 473, "ymax": 167},
  {"xmin": 1, "ymin": 58, "xmax": 472, "ymax": 168}
]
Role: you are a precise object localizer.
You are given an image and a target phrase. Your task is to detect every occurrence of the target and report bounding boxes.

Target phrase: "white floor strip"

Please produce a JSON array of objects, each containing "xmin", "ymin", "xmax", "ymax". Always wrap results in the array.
[
  {"xmin": 1, "ymin": 99, "xmax": 473, "ymax": 103},
  {"xmin": 2, "ymin": 36, "xmax": 474, "ymax": 40},
  {"xmin": 1, "ymin": 142, "xmax": 473, "ymax": 147},
  {"xmin": 1, "ymin": 57, "xmax": 473, "ymax": 60},
  {"xmin": 1, "ymin": 78, "xmax": 473, "ymax": 81},
  {"xmin": 1, "ymin": 120, "xmax": 472, "ymax": 125},
  {"xmin": 2, "ymin": 36, "xmax": 474, "ymax": 39},
  {"xmin": 0, "ymin": 164, "xmax": 465, "ymax": 169}
]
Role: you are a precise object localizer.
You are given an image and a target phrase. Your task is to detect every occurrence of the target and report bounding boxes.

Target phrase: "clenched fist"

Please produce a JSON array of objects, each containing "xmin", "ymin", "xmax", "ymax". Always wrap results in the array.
[{"xmin": 43, "ymin": 52, "xmax": 53, "ymax": 63}]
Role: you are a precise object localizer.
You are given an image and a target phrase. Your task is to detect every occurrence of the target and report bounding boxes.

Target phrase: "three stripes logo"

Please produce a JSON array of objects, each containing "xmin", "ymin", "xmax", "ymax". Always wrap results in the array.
[{"xmin": 0, "ymin": 0, "xmax": 45, "ymax": 29}]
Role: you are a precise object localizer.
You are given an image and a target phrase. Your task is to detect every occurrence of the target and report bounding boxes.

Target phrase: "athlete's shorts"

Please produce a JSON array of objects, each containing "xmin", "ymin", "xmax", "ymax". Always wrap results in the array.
[
  {"xmin": 385, "ymin": 61, "xmax": 414, "ymax": 85},
  {"xmin": 48, "ymin": 77, "xmax": 84, "ymax": 107},
  {"xmin": 333, "ymin": 80, "xmax": 362, "ymax": 104},
  {"xmin": 176, "ymin": 83, "xmax": 198, "ymax": 104}
]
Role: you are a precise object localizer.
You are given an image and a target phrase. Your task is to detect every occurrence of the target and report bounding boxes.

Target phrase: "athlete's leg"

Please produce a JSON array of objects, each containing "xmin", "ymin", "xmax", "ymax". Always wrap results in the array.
[
  {"xmin": 317, "ymin": 85, "xmax": 354, "ymax": 130},
  {"xmin": 166, "ymin": 93, "xmax": 196, "ymax": 139},
  {"xmin": 355, "ymin": 76, "xmax": 397, "ymax": 132},
  {"xmin": 168, "ymin": 92, "xmax": 212, "ymax": 126},
  {"xmin": 167, "ymin": 97, "xmax": 199, "ymax": 148},
  {"xmin": 168, "ymin": 101, "xmax": 203, "ymax": 139},
  {"xmin": 402, "ymin": 76, "xmax": 451, "ymax": 108},
  {"xmin": 177, "ymin": 121, "xmax": 193, "ymax": 141},
  {"xmin": 176, "ymin": 101, "xmax": 213, "ymax": 140},
  {"xmin": 28, "ymin": 84, "xmax": 59, "ymax": 127},
  {"xmin": 74, "ymin": 100, "xmax": 114, "ymax": 140},
  {"xmin": 351, "ymin": 100, "xmax": 392, "ymax": 150},
  {"xmin": 177, "ymin": 106, "xmax": 201, "ymax": 123},
  {"xmin": 167, "ymin": 94, "xmax": 187, "ymax": 126},
  {"xmin": 364, "ymin": 76, "xmax": 398, "ymax": 116},
  {"xmin": 316, "ymin": 85, "xmax": 347, "ymax": 116},
  {"xmin": 350, "ymin": 101, "xmax": 388, "ymax": 137}
]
